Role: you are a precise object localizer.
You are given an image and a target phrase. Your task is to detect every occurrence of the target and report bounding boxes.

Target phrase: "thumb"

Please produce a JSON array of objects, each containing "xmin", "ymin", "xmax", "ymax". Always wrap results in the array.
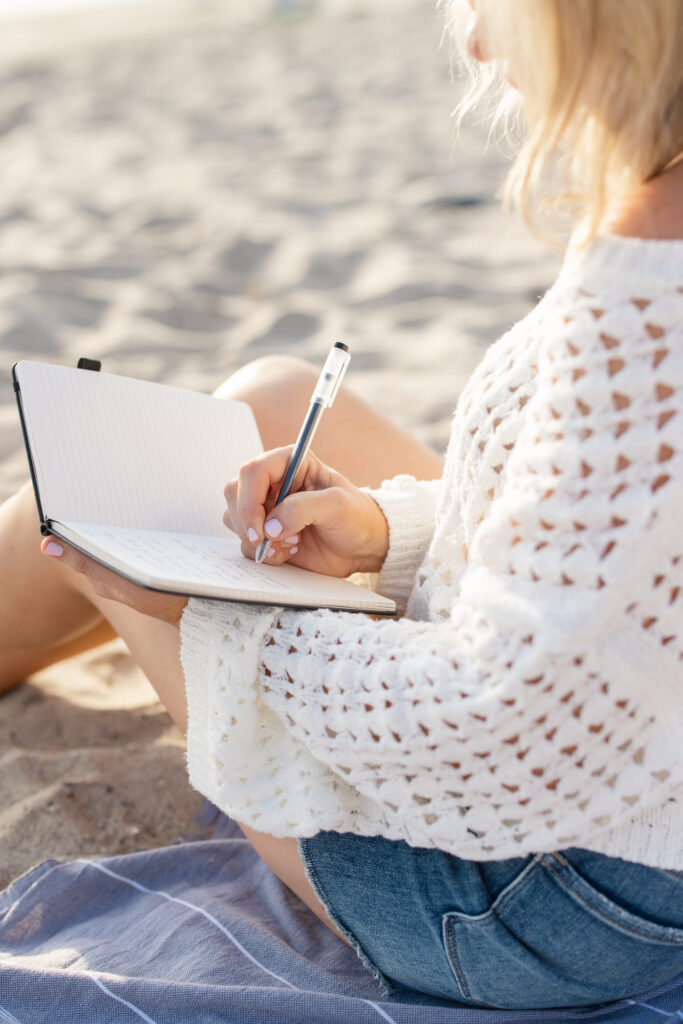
[
  {"xmin": 264, "ymin": 485, "xmax": 349, "ymax": 541},
  {"xmin": 41, "ymin": 536, "xmax": 95, "ymax": 578},
  {"xmin": 41, "ymin": 535, "xmax": 129, "ymax": 597}
]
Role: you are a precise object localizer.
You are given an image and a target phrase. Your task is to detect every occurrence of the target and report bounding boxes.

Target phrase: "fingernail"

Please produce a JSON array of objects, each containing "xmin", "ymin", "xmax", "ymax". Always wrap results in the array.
[
  {"xmin": 285, "ymin": 534, "xmax": 299, "ymax": 545},
  {"xmin": 266, "ymin": 547, "xmax": 276, "ymax": 557},
  {"xmin": 289, "ymin": 546, "xmax": 299, "ymax": 555},
  {"xmin": 265, "ymin": 518, "xmax": 283, "ymax": 538},
  {"xmin": 247, "ymin": 527, "xmax": 259, "ymax": 543},
  {"xmin": 44, "ymin": 541, "xmax": 64, "ymax": 558}
]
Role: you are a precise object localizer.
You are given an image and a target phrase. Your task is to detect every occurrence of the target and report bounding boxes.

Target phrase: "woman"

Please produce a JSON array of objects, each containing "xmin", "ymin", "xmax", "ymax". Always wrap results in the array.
[{"xmin": 2, "ymin": 0, "xmax": 682, "ymax": 1009}]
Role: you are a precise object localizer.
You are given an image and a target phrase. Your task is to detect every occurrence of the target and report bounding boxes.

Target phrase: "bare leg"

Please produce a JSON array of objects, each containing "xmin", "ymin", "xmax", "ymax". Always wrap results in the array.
[
  {"xmin": 0, "ymin": 355, "xmax": 444, "ymax": 942},
  {"xmin": 214, "ymin": 355, "xmax": 444, "ymax": 486},
  {"xmin": 0, "ymin": 484, "xmax": 118, "ymax": 692}
]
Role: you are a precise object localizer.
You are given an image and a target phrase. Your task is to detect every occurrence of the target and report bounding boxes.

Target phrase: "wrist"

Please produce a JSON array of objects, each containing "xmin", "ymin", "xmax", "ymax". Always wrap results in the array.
[{"xmin": 356, "ymin": 493, "xmax": 390, "ymax": 574}]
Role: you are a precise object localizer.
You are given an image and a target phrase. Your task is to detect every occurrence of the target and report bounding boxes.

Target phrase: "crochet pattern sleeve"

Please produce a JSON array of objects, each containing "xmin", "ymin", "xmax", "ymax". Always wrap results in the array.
[
  {"xmin": 181, "ymin": 285, "xmax": 683, "ymax": 858},
  {"xmin": 362, "ymin": 475, "xmax": 441, "ymax": 613}
]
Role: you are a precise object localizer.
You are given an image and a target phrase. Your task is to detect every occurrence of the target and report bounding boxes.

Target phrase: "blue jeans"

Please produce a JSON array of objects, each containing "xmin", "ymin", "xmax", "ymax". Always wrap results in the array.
[{"xmin": 298, "ymin": 832, "xmax": 683, "ymax": 1009}]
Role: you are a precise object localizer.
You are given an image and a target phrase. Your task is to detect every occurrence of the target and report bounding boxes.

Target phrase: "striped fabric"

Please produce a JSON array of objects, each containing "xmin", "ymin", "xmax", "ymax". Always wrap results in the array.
[{"xmin": 0, "ymin": 811, "xmax": 681, "ymax": 1024}]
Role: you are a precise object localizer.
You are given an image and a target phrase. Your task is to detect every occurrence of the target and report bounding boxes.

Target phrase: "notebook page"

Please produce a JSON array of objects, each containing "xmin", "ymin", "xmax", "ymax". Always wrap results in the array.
[
  {"xmin": 16, "ymin": 361, "xmax": 263, "ymax": 536},
  {"xmin": 53, "ymin": 522, "xmax": 396, "ymax": 613}
]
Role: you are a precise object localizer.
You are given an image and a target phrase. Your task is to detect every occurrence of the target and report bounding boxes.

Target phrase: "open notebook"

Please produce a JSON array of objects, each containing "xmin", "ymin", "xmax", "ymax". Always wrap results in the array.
[{"xmin": 12, "ymin": 360, "xmax": 396, "ymax": 615}]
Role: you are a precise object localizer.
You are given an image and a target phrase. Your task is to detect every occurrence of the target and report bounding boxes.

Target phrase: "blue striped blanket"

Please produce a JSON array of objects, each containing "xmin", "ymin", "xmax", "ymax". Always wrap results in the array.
[{"xmin": 0, "ymin": 812, "xmax": 681, "ymax": 1023}]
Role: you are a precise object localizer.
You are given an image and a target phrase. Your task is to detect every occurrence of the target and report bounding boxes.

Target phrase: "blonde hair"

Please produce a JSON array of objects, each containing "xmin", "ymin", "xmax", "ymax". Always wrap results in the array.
[{"xmin": 444, "ymin": 0, "xmax": 683, "ymax": 239}]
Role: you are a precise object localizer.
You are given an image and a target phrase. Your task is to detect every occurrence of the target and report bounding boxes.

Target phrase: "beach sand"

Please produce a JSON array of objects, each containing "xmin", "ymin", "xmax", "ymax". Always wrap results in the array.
[{"xmin": 0, "ymin": 0, "xmax": 557, "ymax": 889}]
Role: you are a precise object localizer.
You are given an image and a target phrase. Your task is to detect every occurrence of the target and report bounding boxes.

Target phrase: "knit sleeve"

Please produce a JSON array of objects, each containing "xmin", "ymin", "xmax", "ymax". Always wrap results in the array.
[
  {"xmin": 180, "ymin": 289, "xmax": 683, "ymax": 857},
  {"xmin": 362, "ymin": 475, "xmax": 441, "ymax": 613}
]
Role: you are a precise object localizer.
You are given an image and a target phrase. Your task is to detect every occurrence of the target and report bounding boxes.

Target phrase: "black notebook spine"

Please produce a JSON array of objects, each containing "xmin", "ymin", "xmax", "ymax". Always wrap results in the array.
[
  {"xmin": 11, "ymin": 357, "xmax": 103, "ymax": 537},
  {"xmin": 12, "ymin": 363, "xmax": 50, "ymax": 536}
]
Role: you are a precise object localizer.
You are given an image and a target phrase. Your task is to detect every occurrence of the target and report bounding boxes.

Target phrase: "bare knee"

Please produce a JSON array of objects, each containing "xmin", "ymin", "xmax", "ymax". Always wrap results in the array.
[
  {"xmin": 213, "ymin": 355, "xmax": 317, "ymax": 401},
  {"xmin": 213, "ymin": 356, "xmax": 321, "ymax": 451}
]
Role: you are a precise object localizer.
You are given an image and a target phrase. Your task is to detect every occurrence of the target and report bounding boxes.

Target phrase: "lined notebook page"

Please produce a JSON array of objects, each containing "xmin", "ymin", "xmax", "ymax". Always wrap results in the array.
[
  {"xmin": 16, "ymin": 361, "xmax": 263, "ymax": 536},
  {"xmin": 52, "ymin": 522, "xmax": 395, "ymax": 613}
]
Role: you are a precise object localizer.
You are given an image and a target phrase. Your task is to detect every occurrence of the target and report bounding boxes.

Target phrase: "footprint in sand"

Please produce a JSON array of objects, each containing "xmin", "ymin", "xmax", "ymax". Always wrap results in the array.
[
  {"xmin": 61, "ymin": 263, "xmax": 140, "ymax": 281},
  {"xmin": 8, "ymin": 288, "xmax": 107, "ymax": 331},
  {"xmin": 352, "ymin": 281, "xmax": 470, "ymax": 310},
  {"xmin": 1, "ymin": 317, "xmax": 59, "ymax": 354},
  {"xmin": 301, "ymin": 249, "xmax": 365, "ymax": 291},
  {"xmin": 248, "ymin": 312, "xmax": 320, "ymax": 351},
  {"xmin": 143, "ymin": 306, "xmax": 234, "ymax": 333},
  {"xmin": 220, "ymin": 238, "xmax": 274, "ymax": 277}
]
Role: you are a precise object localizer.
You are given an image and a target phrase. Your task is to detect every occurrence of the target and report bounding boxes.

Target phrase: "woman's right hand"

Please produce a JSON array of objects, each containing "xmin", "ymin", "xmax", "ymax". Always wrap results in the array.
[{"xmin": 223, "ymin": 447, "xmax": 389, "ymax": 578}]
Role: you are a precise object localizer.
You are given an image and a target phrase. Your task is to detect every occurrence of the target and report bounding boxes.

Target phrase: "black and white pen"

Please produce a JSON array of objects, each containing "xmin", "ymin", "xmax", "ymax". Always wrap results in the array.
[{"xmin": 255, "ymin": 341, "xmax": 351, "ymax": 565}]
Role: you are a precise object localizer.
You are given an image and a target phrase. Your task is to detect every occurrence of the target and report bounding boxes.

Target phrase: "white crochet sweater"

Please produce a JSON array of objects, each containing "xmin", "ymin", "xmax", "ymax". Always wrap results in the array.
[{"xmin": 181, "ymin": 235, "xmax": 683, "ymax": 868}]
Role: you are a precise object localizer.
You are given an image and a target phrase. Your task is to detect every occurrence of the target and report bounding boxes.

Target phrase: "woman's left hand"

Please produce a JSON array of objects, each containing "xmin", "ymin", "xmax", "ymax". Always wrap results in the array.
[{"xmin": 41, "ymin": 537, "xmax": 188, "ymax": 627}]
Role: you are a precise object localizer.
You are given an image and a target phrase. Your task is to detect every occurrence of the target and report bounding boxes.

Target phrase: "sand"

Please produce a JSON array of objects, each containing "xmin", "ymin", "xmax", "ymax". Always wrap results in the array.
[{"xmin": 0, "ymin": 0, "xmax": 557, "ymax": 890}]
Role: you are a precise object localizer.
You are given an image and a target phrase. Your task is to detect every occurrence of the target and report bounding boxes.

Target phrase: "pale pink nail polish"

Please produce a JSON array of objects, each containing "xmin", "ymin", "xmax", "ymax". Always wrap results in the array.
[
  {"xmin": 45, "ymin": 541, "xmax": 64, "ymax": 557},
  {"xmin": 289, "ymin": 546, "xmax": 299, "ymax": 555},
  {"xmin": 265, "ymin": 518, "xmax": 283, "ymax": 538},
  {"xmin": 247, "ymin": 527, "xmax": 259, "ymax": 543},
  {"xmin": 285, "ymin": 535, "xmax": 299, "ymax": 545},
  {"xmin": 266, "ymin": 547, "xmax": 276, "ymax": 558}
]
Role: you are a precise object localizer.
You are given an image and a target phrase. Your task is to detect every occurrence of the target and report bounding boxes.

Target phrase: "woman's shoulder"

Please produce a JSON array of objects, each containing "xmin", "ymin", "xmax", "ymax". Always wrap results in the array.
[
  {"xmin": 533, "ymin": 235, "xmax": 683, "ymax": 414},
  {"xmin": 546, "ymin": 234, "xmax": 683, "ymax": 362},
  {"xmin": 557, "ymin": 233, "xmax": 683, "ymax": 299},
  {"xmin": 554, "ymin": 159, "xmax": 683, "ymax": 309}
]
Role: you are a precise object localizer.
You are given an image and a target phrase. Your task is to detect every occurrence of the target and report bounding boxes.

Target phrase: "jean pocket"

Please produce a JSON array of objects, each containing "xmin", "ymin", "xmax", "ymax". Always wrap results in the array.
[{"xmin": 442, "ymin": 853, "xmax": 683, "ymax": 1010}]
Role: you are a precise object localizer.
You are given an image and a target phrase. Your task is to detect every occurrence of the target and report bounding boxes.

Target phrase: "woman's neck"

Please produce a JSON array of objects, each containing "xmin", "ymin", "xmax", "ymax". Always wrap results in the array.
[{"xmin": 605, "ymin": 155, "xmax": 683, "ymax": 241}]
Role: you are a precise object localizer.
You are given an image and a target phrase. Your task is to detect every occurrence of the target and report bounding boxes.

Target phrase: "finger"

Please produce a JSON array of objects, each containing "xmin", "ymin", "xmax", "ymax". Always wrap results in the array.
[
  {"xmin": 224, "ymin": 479, "xmax": 271, "ymax": 545},
  {"xmin": 40, "ymin": 536, "xmax": 188, "ymax": 624},
  {"xmin": 240, "ymin": 537, "xmax": 289, "ymax": 562},
  {"xmin": 235, "ymin": 446, "xmax": 297, "ymax": 543},
  {"xmin": 222, "ymin": 504, "xmax": 241, "ymax": 539},
  {"xmin": 41, "ymin": 537, "xmax": 135, "ymax": 603},
  {"xmin": 223, "ymin": 477, "xmax": 249, "ymax": 540},
  {"xmin": 41, "ymin": 536, "xmax": 97, "ymax": 579},
  {"xmin": 264, "ymin": 485, "xmax": 349, "ymax": 542},
  {"xmin": 254, "ymin": 539, "xmax": 300, "ymax": 567},
  {"xmin": 239, "ymin": 536, "xmax": 275, "ymax": 561}
]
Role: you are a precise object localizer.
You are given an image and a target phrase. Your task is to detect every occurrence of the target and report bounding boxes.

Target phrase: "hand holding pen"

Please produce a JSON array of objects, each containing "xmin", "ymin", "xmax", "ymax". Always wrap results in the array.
[
  {"xmin": 255, "ymin": 342, "xmax": 350, "ymax": 564},
  {"xmin": 222, "ymin": 342, "xmax": 391, "ymax": 579}
]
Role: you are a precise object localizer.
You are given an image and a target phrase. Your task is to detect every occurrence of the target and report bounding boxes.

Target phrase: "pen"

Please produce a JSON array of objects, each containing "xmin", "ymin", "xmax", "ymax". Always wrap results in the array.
[{"xmin": 255, "ymin": 341, "xmax": 351, "ymax": 564}]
